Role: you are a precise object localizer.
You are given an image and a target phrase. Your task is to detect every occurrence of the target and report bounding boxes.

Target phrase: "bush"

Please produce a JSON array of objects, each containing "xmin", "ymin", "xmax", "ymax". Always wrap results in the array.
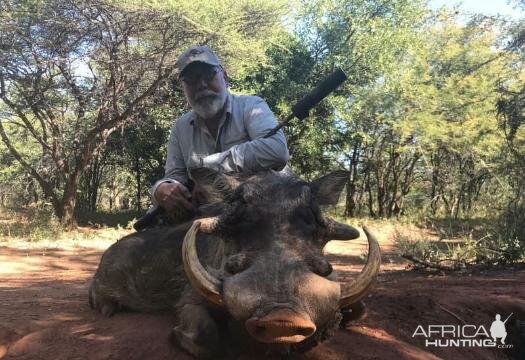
[
  {"xmin": 395, "ymin": 229, "xmax": 525, "ymax": 270},
  {"xmin": 0, "ymin": 207, "xmax": 63, "ymax": 242}
]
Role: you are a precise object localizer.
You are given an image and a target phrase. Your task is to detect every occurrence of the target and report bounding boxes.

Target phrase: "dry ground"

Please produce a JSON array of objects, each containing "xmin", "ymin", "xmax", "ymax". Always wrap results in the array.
[{"xmin": 0, "ymin": 225, "xmax": 524, "ymax": 360}]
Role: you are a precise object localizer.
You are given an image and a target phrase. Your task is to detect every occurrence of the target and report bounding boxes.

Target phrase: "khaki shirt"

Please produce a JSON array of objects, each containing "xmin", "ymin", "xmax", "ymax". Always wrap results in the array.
[{"xmin": 151, "ymin": 92, "xmax": 289, "ymax": 203}]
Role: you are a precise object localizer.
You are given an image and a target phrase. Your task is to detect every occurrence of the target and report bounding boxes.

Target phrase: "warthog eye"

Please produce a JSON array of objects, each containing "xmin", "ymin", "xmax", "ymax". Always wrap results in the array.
[{"xmin": 225, "ymin": 253, "xmax": 251, "ymax": 274}]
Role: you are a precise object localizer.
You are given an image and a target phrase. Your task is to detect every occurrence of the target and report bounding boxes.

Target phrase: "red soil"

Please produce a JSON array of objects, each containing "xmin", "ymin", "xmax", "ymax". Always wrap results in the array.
[{"xmin": 0, "ymin": 239, "xmax": 523, "ymax": 360}]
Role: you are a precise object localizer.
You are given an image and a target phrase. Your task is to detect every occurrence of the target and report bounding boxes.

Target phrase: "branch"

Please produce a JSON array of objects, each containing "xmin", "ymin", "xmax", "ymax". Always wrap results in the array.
[
  {"xmin": 57, "ymin": 61, "xmax": 86, "ymax": 120},
  {"xmin": 465, "ymin": 53, "xmax": 506, "ymax": 76},
  {"xmin": 401, "ymin": 254, "xmax": 462, "ymax": 271},
  {"xmin": 438, "ymin": 303, "xmax": 466, "ymax": 325},
  {"xmin": 89, "ymin": 63, "xmax": 176, "ymax": 139},
  {"xmin": 0, "ymin": 117, "xmax": 59, "ymax": 208},
  {"xmin": 0, "ymin": 73, "xmax": 52, "ymax": 154},
  {"xmin": 1, "ymin": 73, "xmax": 69, "ymax": 174}
]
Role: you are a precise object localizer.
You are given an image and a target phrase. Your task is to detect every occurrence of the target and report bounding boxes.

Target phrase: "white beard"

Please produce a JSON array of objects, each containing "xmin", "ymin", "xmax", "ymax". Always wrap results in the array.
[{"xmin": 190, "ymin": 89, "xmax": 227, "ymax": 119}]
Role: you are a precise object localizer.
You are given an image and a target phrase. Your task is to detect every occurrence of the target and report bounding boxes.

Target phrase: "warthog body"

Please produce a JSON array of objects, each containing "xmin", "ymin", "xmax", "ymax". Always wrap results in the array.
[{"xmin": 89, "ymin": 168, "xmax": 380, "ymax": 357}]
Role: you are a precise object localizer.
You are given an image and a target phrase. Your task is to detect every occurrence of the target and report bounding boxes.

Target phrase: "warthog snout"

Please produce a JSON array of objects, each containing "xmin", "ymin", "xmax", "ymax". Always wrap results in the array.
[{"xmin": 245, "ymin": 308, "xmax": 317, "ymax": 343}]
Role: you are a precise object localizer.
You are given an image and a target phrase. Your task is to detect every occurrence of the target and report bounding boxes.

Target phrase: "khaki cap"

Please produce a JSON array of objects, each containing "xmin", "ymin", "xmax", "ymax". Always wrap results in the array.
[{"xmin": 176, "ymin": 45, "xmax": 221, "ymax": 75}]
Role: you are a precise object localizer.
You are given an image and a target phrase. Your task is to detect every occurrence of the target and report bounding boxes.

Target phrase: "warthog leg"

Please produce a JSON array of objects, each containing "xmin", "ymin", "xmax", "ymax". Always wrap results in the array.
[
  {"xmin": 171, "ymin": 303, "xmax": 221, "ymax": 358},
  {"xmin": 340, "ymin": 300, "xmax": 367, "ymax": 327},
  {"xmin": 89, "ymin": 281, "xmax": 120, "ymax": 317}
]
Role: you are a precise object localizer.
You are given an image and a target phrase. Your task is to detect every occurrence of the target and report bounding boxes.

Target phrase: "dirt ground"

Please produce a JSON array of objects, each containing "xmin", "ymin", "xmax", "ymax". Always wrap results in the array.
[{"xmin": 0, "ymin": 228, "xmax": 524, "ymax": 360}]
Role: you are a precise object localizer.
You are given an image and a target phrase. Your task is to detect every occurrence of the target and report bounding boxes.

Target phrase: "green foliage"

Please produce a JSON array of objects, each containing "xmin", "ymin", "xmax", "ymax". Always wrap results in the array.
[
  {"xmin": 0, "ymin": 207, "xmax": 132, "ymax": 247},
  {"xmin": 0, "ymin": 207, "xmax": 64, "ymax": 241},
  {"xmin": 0, "ymin": 0, "xmax": 289, "ymax": 223},
  {"xmin": 125, "ymin": 0, "xmax": 290, "ymax": 77},
  {"xmin": 75, "ymin": 209, "xmax": 141, "ymax": 229},
  {"xmin": 1, "ymin": 0, "xmax": 524, "ymax": 260}
]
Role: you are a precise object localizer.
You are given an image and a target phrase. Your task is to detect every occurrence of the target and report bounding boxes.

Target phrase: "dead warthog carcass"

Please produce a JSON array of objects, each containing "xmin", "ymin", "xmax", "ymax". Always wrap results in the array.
[{"xmin": 89, "ymin": 168, "xmax": 381, "ymax": 357}]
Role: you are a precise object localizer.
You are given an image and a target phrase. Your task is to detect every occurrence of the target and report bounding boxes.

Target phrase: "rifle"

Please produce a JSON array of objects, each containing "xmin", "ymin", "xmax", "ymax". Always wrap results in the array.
[
  {"xmin": 134, "ymin": 67, "xmax": 348, "ymax": 231},
  {"xmin": 503, "ymin": 313, "xmax": 513, "ymax": 324}
]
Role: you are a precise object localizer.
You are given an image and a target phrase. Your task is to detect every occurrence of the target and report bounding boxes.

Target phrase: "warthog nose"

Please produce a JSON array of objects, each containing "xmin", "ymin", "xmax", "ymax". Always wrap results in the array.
[{"xmin": 245, "ymin": 308, "xmax": 316, "ymax": 344}]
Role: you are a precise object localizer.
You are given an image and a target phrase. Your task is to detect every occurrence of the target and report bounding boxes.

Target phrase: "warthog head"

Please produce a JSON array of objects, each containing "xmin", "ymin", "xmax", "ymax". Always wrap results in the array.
[{"xmin": 183, "ymin": 167, "xmax": 380, "ymax": 348}]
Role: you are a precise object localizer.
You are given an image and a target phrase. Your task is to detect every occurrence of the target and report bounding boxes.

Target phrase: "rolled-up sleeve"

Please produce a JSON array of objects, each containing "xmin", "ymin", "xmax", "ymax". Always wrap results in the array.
[
  {"xmin": 150, "ymin": 123, "xmax": 189, "ymax": 205},
  {"xmin": 217, "ymin": 98, "xmax": 289, "ymax": 172}
]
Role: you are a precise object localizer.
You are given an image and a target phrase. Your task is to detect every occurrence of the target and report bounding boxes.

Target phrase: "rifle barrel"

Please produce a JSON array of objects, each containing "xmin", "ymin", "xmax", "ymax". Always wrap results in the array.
[{"xmin": 503, "ymin": 313, "xmax": 513, "ymax": 324}]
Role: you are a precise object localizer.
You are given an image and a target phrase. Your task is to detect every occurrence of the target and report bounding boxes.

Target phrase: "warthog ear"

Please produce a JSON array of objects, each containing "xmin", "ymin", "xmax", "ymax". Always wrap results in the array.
[
  {"xmin": 310, "ymin": 170, "xmax": 349, "ymax": 206},
  {"xmin": 190, "ymin": 167, "xmax": 241, "ymax": 202}
]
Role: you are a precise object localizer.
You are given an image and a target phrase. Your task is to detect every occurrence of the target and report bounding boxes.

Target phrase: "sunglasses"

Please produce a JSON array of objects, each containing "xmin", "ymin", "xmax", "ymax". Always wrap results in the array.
[{"xmin": 180, "ymin": 66, "xmax": 220, "ymax": 86}]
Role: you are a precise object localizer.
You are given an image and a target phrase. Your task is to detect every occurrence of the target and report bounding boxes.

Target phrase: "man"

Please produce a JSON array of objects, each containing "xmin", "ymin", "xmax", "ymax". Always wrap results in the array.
[
  {"xmin": 151, "ymin": 45, "xmax": 289, "ymax": 217},
  {"xmin": 490, "ymin": 314, "xmax": 508, "ymax": 344}
]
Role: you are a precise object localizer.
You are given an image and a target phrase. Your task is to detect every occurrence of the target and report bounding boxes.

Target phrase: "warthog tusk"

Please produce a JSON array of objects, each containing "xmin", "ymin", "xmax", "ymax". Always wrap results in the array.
[
  {"xmin": 182, "ymin": 220, "xmax": 224, "ymax": 307},
  {"xmin": 338, "ymin": 226, "xmax": 381, "ymax": 308}
]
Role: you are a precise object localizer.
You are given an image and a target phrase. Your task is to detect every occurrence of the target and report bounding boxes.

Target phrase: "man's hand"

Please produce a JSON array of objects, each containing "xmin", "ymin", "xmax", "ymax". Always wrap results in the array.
[{"xmin": 155, "ymin": 182, "xmax": 196, "ymax": 214}]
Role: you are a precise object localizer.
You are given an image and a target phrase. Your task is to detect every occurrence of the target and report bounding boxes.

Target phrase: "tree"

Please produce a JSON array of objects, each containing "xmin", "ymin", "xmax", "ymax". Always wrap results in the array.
[
  {"xmin": 495, "ymin": 2, "xmax": 525, "ymax": 240},
  {"xmin": 0, "ymin": 0, "xmax": 193, "ymax": 225},
  {"xmin": 0, "ymin": 0, "xmax": 287, "ymax": 225},
  {"xmin": 408, "ymin": 12, "xmax": 519, "ymax": 219},
  {"xmin": 241, "ymin": 0, "xmax": 428, "ymax": 182}
]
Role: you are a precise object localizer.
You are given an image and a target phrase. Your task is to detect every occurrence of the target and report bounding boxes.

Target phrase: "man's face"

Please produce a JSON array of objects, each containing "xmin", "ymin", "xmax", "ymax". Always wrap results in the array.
[{"xmin": 181, "ymin": 62, "xmax": 228, "ymax": 119}]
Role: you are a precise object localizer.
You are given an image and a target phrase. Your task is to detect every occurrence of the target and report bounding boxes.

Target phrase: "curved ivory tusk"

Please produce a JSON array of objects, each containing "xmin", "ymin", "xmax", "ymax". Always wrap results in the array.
[
  {"xmin": 182, "ymin": 220, "xmax": 224, "ymax": 307},
  {"xmin": 338, "ymin": 226, "xmax": 381, "ymax": 308}
]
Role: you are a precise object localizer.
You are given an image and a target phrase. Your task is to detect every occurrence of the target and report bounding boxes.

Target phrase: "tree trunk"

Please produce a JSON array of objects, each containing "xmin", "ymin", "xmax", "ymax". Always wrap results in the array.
[
  {"xmin": 58, "ymin": 197, "xmax": 77, "ymax": 228},
  {"xmin": 345, "ymin": 181, "xmax": 356, "ymax": 217},
  {"xmin": 56, "ymin": 170, "xmax": 83, "ymax": 227},
  {"xmin": 344, "ymin": 142, "xmax": 360, "ymax": 217},
  {"xmin": 88, "ymin": 157, "xmax": 101, "ymax": 212},
  {"xmin": 365, "ymin": 173, "xmax": 375, "ymax": 217},
  {"xmin": 134, "ymin": 157, "xmax": 142, "ymax": 211}
]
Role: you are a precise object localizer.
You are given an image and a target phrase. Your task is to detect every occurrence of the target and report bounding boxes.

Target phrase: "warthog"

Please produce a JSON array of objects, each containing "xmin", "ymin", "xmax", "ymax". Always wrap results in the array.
[{"xmin": 89, "ymin": 167, "xmax": 380, "ymax": 357}]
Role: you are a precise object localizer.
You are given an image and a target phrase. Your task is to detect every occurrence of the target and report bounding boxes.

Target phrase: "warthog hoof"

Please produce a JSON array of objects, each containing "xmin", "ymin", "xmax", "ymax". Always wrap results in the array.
[
  {"xmin": 340, "ymin": 300, "xmax": 367, "ymax": 327},
  {"xmin": 89, "ymin": 283, "xmax": 120, "ymax": 317},
  {"xmin": 171, "ymin": 304, "xmax": 221, "ymax": 358}
]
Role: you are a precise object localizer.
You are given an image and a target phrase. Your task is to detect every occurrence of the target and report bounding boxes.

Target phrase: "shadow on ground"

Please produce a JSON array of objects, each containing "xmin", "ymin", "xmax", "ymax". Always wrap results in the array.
[{"xmin": 1, "ymin": 244, "xmax": 524, "ymax": 360}]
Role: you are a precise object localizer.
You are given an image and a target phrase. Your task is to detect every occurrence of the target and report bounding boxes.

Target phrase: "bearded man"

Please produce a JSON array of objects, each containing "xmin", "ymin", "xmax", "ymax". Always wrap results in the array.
[{"xmin": 151, "ymin": 45, "xmax": 289, "ymax": 217}]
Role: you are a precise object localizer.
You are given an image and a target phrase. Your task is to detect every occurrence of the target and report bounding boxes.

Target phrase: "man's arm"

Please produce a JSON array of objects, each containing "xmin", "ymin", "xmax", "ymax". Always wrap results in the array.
[
  {"xmin": 202, "ymin": 97, "xmax": 289, "ymax": 173},
  {"xmin": 150, "ymin": 123, "xmax": 189, "ymax": 205}
]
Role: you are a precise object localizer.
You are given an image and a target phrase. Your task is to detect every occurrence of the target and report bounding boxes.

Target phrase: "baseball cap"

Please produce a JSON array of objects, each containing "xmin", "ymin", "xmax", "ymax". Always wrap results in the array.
[{"xmin": 176, "ymin": 45, "xmax": 221, "ymax": 76}]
